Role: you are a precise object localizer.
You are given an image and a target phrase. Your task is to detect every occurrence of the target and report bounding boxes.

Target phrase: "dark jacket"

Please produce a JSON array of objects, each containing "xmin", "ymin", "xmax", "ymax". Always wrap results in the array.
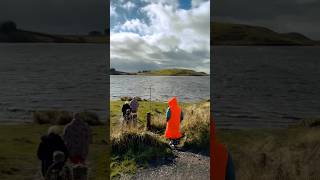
[
  {"xmin": 37, "ymin": 133, "xmax": 69, "ymax": 176},
  {"xmin": 122, "ymin": 103, "xmax": 131, "ymax": 116}
]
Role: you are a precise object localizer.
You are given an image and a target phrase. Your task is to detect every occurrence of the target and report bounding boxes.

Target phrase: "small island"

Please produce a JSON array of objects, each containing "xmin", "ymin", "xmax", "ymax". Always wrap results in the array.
[{"xmin": 110, "ymin": 68, "xmax": 208, "ymax": 76}]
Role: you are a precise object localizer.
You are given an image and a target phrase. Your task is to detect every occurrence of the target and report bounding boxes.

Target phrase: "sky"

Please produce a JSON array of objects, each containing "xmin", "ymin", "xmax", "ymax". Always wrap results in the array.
[
  {"xmin": 213, "ymin": 0, "xmax": 320, "ymax": 40},
  {"xmin": 0, "ymin": 0, "xmax": 106, "ymax": 35},
  {"xmin": 110, "ymin": 0, "xmax": 210, "ymax": 73}
]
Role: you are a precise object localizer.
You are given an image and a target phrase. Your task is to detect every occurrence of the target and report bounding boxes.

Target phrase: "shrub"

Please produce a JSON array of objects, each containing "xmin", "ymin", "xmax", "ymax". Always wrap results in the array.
[
  {"xmin": 111, "ymin": 129, "xmax": 173, "ymax": 178},
  {"xmin": 0, "ymin": 21, "xmax": 17, "ymax": 33},
  {"xmin": 33, "ymin": 110, "xmax": 103, "ymax": 126},
  {"xmin": 33, "ymin": 110, "xmax": 72, "ymax": 125}
]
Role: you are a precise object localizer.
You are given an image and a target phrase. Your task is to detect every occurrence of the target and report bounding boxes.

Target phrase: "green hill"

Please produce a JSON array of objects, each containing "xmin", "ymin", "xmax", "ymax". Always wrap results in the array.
[
  {"xmin": 0, "ymin": 21, "xmax": 107, "ymax": 43},
  {"xmin": 138, "ymin": 69, "xmax": 208, "ymax": 76},
  {"xmin": 211, "ymin": 22, "xmax": 317, "ymax": 45},
  {"xmin": 0, "ymin": 30, "xmax": 108, "ymax": 43}
]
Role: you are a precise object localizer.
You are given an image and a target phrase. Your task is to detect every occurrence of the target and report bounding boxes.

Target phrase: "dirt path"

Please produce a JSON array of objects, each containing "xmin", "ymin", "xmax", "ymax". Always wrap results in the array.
[{"xmin": 124, "ymin": 150, "xmax": 210, "ymax": 180}]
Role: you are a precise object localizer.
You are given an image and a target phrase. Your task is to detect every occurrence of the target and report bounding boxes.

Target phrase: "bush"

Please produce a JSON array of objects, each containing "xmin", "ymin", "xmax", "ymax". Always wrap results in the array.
[
  {"xmin": 120, "ymin": 96, "xmax": 142, "ymax": 101},
  {"xmin": 111, "ymin": 129, "xmax": 173, "ymax": 178},
  {"xmin": 33, "ymin": 110, "xmax": 103, "ymax": 126},
  {"xmin": 33, "ymin": 110, "xmax": 72, "ymax": 125},
  {"xmin": 77, "ymin": 111, "xmax": 103, "ymax": 126}
]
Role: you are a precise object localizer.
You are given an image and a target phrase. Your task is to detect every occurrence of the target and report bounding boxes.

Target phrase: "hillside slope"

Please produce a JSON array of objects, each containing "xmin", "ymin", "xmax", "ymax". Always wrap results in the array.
[{"xmin": 211, "ymin": 22, "xmax": 316, "ymax": 45}]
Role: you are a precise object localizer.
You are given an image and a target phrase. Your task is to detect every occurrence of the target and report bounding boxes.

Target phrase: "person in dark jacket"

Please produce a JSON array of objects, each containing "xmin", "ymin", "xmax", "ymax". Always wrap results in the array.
[
  {"xmin": 121, "ymin": 101, "xmax": 131, "ymax": 117},
  {"xmin": 37, "ymin": 126, "xmax": 69, "ymax": 177}
]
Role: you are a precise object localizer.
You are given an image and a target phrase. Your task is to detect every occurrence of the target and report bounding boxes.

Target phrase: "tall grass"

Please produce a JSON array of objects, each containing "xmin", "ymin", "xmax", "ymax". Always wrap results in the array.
[
  {"xmin": 182, "ymin": 102, "xmax": 210, "ymax": 153},
  {"xmin": 111, "ymin": 127, "xmax": 173, "ymax": 178},
  {"xmin": 218, "ymin": 122, "xmax": 320, "ymax": 180},
  {"xmin": 150, "ymin": 101, "xmax": 210, "ymax": 153}
]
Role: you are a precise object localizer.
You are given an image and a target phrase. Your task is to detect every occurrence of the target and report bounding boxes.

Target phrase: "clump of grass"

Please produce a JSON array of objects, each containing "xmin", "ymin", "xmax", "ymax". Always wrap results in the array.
[
  {"xmin": 120, "ymin": 96, "xmax": 143, "ymax": 101},
  {"xmin": 33, "ymin": 110, "xmax": 72, "ymax": 125},
  {"xmin": 149, "ymin": 114, "xmax": 167, "ymax": 134},
  {"xmin": 182, "ymin": 102, "xmax": 210, "ymax": 153},
  {"xmin": 32, "ymin": 110, "xmax": 103, "ymax": 126},
  {"xmin": 111, "ymin": 127, "xmax": 173, "ymax": 178},
  {"xmin": 297, "ymin": 118, "xmax": 320, "ymax": 128}
]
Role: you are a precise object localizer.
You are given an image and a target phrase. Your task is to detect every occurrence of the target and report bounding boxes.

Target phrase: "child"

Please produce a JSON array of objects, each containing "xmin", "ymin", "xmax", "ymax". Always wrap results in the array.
[
  {"xmin": 45, "ymin": 151, "xmax": 72, "ymax": 180},
  {"xmin": 164, "ymin": 97, "xmax": 184, "ymax": 147}
]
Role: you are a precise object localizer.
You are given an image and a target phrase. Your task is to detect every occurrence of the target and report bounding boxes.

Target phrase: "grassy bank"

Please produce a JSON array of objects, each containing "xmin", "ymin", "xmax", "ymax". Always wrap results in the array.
[
  {"xmin": 217, "ymin": 121, "xmax": 320, "ymax": 180},
  {"xmin": 110, "ymin": 100, "xmax": 210, "ymax": 178},
  {"xmin": 0, "ymin": 124, "xmax": 107, "ymax": 180}
]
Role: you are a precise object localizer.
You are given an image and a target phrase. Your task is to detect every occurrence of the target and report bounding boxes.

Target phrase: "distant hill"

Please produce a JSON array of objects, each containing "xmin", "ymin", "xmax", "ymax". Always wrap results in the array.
[
  {"xmin": 110, "ymin": 68, "xmax": 137, "ymax": 75},
  {"xmin": 211, "ymin": 22, "xmax": 318, "ymax": 46},
  {"xmin": 0, "ymin": 21, "xmax": 108, "ymax": 43},
  {"xmin": 110, "ymin": 68, "xmax": 208, "ymax": 76},
  {"xmin": 137, "ymin": 69, "xmax": 208, "ymax": 76},
  {"xmin": 0, "ymin": 30, "xmax": 108, "ymax": 43}
]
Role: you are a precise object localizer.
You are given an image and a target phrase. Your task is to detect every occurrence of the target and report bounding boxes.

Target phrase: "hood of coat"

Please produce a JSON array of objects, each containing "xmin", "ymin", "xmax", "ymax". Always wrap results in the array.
[{"xmin": 168, "ymin": 96, "xmax": 179, "ymax": 109}]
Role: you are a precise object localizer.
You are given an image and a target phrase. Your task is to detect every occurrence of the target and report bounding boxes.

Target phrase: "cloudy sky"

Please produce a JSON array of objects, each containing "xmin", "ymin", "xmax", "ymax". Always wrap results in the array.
[
  {"xmin": 0, "ymin": 0, "xmax": 106, "ymax": 35},
  {"xmin": 110, "ymin": 0, "xmax": 210, "ymax": 73},
  {"xmin": 213, "ymin": 0, "xmax": 320, "ymax": 40}
]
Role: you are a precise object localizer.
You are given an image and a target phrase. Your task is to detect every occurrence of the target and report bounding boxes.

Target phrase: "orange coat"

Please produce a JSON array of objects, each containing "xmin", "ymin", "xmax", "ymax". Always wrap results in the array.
[
  {"xmin": 211, "ymin": 118, "xmax": 228, "ymax": 180},
  {"xmin": 164, "ymin": 97, "xmax": 182, "ymax": 139}
]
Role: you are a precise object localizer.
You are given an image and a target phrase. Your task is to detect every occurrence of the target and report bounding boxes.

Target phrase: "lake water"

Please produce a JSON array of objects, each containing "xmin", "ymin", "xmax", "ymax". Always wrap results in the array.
[
  {"xmin": 110, "ymin": 75, "xmax": 210, "ymax": 102},
  {"xmin": 212, "ymin": 46, "xmax": 320, "ymax": 128},
  {"xmin": 0, "ymin": 44, "xmax": 107, "ymax": 123}
]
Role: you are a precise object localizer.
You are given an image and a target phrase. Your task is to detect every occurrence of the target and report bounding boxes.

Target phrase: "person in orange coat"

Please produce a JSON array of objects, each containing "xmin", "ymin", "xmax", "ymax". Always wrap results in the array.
[
  {"xmin": 211, "ymin": 118, "xmax": 235, "ymax": 180},
  {"xmin": 164, "ymin": 97, "xmax": 184, "ymax": 147}
]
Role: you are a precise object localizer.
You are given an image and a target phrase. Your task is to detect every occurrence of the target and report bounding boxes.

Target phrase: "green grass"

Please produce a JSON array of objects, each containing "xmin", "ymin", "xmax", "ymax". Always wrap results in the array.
[
  {"xmin": 110, "ymin": 100, "xmax": 190, "ymax": 131},
  {"xmin": 0, "ymin": 124, "xmax": 107, "ymax": 180},
  {"xmin": 110, "ymin": 100, "xmax": 210, "ymax": 178}
]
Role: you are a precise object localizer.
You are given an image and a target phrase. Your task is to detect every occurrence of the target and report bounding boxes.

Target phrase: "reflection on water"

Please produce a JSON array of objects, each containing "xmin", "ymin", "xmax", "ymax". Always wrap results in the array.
[{"xmin": 111, "ymin": 75, "xmax": 210, "ymax": 102}]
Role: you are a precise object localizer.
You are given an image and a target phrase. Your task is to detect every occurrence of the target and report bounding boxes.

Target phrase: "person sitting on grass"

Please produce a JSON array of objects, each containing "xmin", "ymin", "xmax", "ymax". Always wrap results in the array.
[
  {"xmin": 63, "ymin": 113, "xmax": 92, "ymax": 165},
  {"xmin": 37, "ymin": 126, "xmax": 69, "ymax": 177},
  {"xmin": 45, "ymin": 151, "xmax": 72, "ymax": 180},
  {"xmin": 164, "ymin": 96, "xmax": 184, "ymax": 147}
]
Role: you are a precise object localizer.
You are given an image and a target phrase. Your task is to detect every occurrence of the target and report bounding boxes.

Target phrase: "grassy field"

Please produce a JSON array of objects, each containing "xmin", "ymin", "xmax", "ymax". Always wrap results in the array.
[
  {"xmin": 217, "ymin": 121, "xmax": 320, "ymax": 180},
  {"xmin": 110, "ymin": 100, "xmax": 210, "ymax": 178},
  {"xmin": 0, "ymin": 124, "xmax": 108, "ymax": 180}
]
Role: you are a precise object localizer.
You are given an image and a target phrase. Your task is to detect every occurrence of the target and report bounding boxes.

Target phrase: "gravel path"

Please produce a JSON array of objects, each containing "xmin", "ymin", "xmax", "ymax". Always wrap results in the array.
[{"xmin": 127, "ymin": 150, "xmax": 210, "ymax": 180}]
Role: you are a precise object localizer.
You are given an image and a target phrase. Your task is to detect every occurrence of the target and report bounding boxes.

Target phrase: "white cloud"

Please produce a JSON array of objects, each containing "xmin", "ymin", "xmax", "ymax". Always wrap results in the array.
[
  {"xmin": 111, "ymin": 0, "xmax": 210, "ymax": 73},
  {"xmin": 119, "ymin": 19, "xmax": 150, "ymax": 34},
  {"xmin": 110, "ymin": 5, "xmax": 117, "ymax": 17},
  {"xmin": 122, "ymin": 1, "xmax": 136, "ymax": 10}
]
